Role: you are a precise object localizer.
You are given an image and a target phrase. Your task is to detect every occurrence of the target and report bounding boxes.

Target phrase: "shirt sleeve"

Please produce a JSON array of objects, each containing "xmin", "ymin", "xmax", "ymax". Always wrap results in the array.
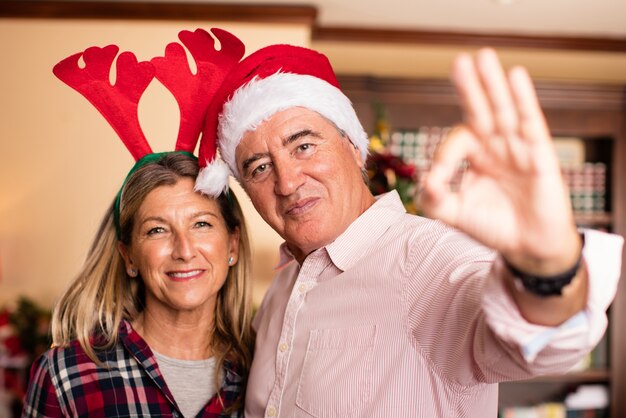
[
  {"xmin": 482, "ymin": 228, "xmax": 624, "ymax": 367},
  {"xmin": 22, "ymin": 352, "xmax": 63, "ymax": 417},
  {"xmin": 405, "ymin": 223, "xmax": 623, "ymax": 386}
]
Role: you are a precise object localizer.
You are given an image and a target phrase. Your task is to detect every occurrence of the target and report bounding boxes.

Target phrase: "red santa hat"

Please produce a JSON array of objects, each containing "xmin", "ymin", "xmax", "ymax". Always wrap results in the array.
[{"xmin": 196, "ymin": 44, "xmax": 369, "ymax": 192}]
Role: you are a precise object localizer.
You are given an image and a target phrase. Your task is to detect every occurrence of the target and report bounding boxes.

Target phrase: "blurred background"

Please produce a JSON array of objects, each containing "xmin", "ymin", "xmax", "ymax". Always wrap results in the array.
[{"xmin": 1, "ymin": 0, "xmax": 625, "ymax": 416}]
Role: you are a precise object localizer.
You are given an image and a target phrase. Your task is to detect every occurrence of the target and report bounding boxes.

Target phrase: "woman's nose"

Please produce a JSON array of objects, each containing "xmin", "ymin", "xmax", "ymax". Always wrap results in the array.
[{"xmin": 171, "ymin": 232, "xmax": 195, "ymax": 261}]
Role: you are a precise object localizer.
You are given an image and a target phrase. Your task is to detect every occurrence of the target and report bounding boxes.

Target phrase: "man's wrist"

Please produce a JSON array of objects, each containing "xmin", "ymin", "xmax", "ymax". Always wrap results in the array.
[{"xmin": 503, "ymin": 233, "xmax": 585, "ymax": 297}]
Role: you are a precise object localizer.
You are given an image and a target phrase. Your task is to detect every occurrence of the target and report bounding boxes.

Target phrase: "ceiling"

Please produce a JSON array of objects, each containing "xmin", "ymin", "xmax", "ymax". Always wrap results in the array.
[
  {"xmin": 195, "ymin": 0, "xmax": 626, "ymax": 39},
  {"xmin": 5, "ymin": 0, "xmax": 625, "ymax": 82},
  {"xmin": 194, "ymin": 0, "xmax": 626, "ymax": 83}
]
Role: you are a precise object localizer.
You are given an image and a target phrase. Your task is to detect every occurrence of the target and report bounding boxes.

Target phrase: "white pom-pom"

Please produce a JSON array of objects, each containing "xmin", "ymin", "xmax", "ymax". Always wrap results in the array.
[{"xmin": 194, "ymin": 159, "xmax": 231, "ymax": 197}]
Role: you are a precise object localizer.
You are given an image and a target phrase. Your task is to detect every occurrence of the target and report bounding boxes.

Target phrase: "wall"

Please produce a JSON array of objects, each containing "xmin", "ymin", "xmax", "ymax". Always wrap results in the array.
[
  {"xmin": 313, "ymin": 41, "xmax": 626, "ymax": 84},
  {"xmin": 0, "ymin": 19, "xmax": 311, "ymax": 308}
]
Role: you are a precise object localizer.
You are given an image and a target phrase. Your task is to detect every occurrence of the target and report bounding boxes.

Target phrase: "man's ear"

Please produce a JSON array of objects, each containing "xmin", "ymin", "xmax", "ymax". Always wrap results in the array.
[{"xmin": 348, "ymin": 138, "xmax": 366, "ymax": 169}]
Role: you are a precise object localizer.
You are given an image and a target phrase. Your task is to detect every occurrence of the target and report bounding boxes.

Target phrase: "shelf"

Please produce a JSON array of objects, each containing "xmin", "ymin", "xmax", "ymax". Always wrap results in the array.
[{"xmin": 574, "ymin": 212, "xmax": 612, "ymax": 228}]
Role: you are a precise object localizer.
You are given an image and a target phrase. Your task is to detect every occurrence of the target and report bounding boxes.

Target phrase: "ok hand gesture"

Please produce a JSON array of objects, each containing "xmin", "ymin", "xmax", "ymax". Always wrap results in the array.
[{"xmin": 419, "ymin": 48, "xmax": 582, "ymax": 282}]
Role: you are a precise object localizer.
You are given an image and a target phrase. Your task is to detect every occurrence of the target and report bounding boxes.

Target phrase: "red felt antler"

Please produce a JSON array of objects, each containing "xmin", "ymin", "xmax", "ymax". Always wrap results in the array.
[
  {"xmin": 151, "ymin": 28, "xmax": 245, "ymax": 155},
  {"xmin": 53, "ymin": 45, "xmax": 156, "ymax": 161}
]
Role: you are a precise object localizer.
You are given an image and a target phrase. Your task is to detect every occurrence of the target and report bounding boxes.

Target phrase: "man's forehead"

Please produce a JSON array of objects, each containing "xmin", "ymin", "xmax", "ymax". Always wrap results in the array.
[
  {"xmin": 256, "ymin": 107, "xmax": 324, "ymax": 131},
  {"xmin": 239, "ymin": 110, "xmax": 320, "ymax": 143}
]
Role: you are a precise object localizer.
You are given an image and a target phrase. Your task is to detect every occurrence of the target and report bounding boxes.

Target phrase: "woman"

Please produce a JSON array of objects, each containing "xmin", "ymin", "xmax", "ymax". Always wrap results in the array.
[{"xmin": 22, "ymin": 153, "xmax": 254, "ymax": 417}]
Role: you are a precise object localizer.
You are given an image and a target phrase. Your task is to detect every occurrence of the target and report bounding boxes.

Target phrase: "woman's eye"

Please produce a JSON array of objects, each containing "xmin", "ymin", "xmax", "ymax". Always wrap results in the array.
[
  {"xmin": 195, "ymin": 221, "xmax": 212, "ymax": 228},
  {"xmin": 147, "ymin": 226, "xmax": 165, "ymax": 236}
]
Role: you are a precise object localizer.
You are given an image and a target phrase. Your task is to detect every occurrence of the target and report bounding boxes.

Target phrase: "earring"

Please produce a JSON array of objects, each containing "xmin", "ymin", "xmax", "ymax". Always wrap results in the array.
[
  {"xmin": 228, "ymin": 256, "xmax": 234, "ymax": 265},
  {"xmin": 129, "ymin": 268, "xmax": 137, "ymax": 277}
]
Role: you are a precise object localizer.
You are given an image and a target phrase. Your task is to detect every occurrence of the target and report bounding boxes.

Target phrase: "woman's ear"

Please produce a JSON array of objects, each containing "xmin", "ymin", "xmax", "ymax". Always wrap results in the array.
[
  {"xmin": 117, "ymin": 241, "xmax": 138, "ymax": 277},
  {"xmin": 228, "ymin": 227, "xmax": 241, "ymax": 265}
]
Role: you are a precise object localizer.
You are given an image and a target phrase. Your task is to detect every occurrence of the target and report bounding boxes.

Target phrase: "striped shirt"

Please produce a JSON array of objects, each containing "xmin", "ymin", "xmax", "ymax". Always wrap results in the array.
[
  {"xmin": 23, "ymin": 319, "xmax": 243, "ymax": 417},
  {"xmin": 245, "ymin": 191, "xmax": 623, "ymax": 418}
]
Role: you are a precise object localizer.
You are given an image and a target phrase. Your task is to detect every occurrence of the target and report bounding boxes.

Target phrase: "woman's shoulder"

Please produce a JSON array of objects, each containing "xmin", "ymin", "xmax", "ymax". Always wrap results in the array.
[
  {"xmin": 27, "ymin": 340, "xmax": 92, "ymax": 391},
  {"xmin": 35, "ymin": 339, "xmax": 100, "ymax": 371},
  {"xmin": 39, "ymin": 321, "xmax": 134, "ymax": 370}
]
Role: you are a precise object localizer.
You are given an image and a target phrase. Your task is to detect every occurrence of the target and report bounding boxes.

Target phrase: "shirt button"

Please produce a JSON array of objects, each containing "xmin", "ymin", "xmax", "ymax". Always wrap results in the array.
[
  {"xmin": 279, "ymin": 342, "xmax": 289, "ymax": 352},
  {"xmin": 298, "ymin": 283, "xmax": 307, "ymax": 294},
  {"xmin": 267, "ymin": 406, "xmax": 277, "ymax": 417}
]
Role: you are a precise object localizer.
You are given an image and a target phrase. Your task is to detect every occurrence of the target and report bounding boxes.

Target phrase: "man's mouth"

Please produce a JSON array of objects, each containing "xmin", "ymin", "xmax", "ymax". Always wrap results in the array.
[{"xmin": 285, "ymin": 197, "xmax": 319, "ymax": 216}]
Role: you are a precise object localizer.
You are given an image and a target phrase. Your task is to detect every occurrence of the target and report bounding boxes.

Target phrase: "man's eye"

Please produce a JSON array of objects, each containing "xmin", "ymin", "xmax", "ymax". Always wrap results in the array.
[
  {"xmin": 251, "ymin": 163, "xmax": 270, "ymax": 178},
  {"xmin": 296, "ymin": 143, "xmax": 315, "ymax": 155}
]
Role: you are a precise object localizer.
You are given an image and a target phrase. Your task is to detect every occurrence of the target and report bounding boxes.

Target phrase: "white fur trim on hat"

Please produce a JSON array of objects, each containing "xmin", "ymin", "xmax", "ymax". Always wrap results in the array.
[
  {"xmin": 194, "ymin": 158, "xmax": 231, "ymax": 197},
  {"xmin": 218, "ymin": 72, "xmax": 369, "ymax": 178}
]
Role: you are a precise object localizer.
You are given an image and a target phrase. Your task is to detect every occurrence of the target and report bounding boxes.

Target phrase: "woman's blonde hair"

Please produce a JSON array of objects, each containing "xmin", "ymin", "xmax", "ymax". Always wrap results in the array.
[{"xmin": 51, "ymin": 153, "xmax": 254, "ymax": 407}]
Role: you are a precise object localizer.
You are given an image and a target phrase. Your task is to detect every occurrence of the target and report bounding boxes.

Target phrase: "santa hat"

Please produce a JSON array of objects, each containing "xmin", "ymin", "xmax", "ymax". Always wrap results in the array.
[
  {"xmin": 52, "ymin": 28, "xmax": 245, "ymax": 235},
  {"xmin": 196, "ymin": 44, "xmax": 369, "ymax": 192}
]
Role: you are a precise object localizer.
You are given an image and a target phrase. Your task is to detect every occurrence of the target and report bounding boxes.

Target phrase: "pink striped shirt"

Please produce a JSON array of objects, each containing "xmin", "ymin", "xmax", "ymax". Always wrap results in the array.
[{"xmin": 245, "ymin": 191, "xmax": 623, "ymax": 418}]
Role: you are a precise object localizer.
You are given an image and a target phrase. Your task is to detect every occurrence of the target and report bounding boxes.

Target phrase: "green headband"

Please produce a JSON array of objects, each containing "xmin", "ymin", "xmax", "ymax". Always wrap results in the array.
[{"xmin": 114, "ymin": 151, "xmax": 197, "ymax": 239}]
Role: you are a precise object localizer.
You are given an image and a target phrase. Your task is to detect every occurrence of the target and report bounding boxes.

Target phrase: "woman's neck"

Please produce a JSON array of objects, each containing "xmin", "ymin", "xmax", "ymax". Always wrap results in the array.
[{"xmin": 132, "ymin": 310, "xmax": 215, "ymax": 360}]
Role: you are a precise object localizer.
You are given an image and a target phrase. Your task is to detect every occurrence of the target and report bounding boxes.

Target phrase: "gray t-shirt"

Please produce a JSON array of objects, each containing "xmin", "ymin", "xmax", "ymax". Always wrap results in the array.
[{"xmin": 154, "ymin": 351, "xmax": 217, "ymax": 418}]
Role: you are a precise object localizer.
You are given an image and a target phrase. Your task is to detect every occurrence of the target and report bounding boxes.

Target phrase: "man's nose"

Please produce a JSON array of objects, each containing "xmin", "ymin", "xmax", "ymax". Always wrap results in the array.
[{"xmin": 273, "ymin": 156, "xmax": 305, "ymax": 196}]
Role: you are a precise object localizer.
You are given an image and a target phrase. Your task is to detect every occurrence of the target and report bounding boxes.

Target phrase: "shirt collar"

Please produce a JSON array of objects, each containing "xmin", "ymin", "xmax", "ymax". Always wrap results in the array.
[
  {"xmin": 276, "ymin": 190, "xmax": 407, "ymax": 271},
  {"xmin": 277, "ymin": 242, "xmax": 296, "ymax": 269}
]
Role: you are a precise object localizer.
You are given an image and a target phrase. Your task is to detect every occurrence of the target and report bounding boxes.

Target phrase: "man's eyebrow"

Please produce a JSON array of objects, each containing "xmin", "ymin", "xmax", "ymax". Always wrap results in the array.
[
  {"xmin": 283, "ymin": 129, "xmax": 321, "ymax": 146},
  {"xmin": 241, "ymin": 129, "xmax": 322, "ymax": 173}
]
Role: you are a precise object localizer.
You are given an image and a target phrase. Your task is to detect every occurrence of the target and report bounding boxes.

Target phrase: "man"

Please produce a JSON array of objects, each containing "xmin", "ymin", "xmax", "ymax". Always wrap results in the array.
[{"xmin": 196, "ymin": 45, "xmax": 623, "ymax": 417}]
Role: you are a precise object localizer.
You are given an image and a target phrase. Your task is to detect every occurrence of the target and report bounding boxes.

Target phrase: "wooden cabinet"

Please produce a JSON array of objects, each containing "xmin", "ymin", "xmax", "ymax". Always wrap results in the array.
[{"xmin": 338, "ymin": 75, "xmax": 626, "ymax": 417}]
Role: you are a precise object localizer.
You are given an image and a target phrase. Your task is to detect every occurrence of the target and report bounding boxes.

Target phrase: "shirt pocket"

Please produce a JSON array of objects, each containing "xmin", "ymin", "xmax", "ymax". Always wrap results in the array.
[{"xmin": 295, "ymin": 324, "xmax": 377, "ymax": 418}]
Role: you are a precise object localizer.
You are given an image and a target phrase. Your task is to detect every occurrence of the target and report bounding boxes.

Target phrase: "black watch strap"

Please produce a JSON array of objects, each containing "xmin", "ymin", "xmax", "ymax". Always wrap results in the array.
[{"xmin": 504, "ymin": 233, "xmax": 585, "ymax": 297}]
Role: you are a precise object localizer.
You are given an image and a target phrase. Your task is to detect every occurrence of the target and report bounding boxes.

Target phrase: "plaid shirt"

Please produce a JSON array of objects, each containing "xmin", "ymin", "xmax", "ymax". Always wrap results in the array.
[{"xmin": 22, "ymin": 320, "xmax": 243, "ymax": 417}]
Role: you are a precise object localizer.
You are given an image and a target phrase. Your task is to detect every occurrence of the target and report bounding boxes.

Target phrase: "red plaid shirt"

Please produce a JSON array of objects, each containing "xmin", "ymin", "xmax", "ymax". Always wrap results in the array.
[{"xmin": 22, "ymin": 320, "xmax": 243, "ymax": 417}]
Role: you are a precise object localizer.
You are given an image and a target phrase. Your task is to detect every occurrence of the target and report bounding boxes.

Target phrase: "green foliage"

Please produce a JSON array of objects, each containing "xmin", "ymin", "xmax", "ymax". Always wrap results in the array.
[{"xmin": 7, "ymin": 297, "xmax": 52, "ymax": 359}]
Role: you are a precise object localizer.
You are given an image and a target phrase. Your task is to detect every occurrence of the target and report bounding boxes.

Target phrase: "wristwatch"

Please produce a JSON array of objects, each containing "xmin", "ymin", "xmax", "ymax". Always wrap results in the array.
[{"xmin": 504, "ymin": 233, "xmax": 585, "ymax": 297}]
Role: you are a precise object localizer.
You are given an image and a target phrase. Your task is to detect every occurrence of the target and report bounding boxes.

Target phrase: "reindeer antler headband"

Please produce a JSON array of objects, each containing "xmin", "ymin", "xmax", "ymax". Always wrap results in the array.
[{"xmin": 53, "ymin": 28, "xmax": 245, "ymax": 236}]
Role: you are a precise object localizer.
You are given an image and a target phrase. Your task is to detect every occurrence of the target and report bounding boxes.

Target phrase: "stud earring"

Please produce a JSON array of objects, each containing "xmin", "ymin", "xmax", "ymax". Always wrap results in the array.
[
  {"xmin": 129, "ymin": 268, "xmax": 137, "ymax": 277},
  {"xmin": 228, "ymin": 256, "xmax": 234, "ymax": 265}
]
